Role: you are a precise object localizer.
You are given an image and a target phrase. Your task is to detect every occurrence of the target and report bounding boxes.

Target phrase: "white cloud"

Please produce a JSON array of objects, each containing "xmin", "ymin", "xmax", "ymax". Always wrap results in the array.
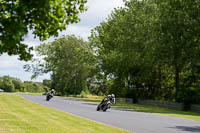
[
  {"xmin": 0, "ymin": 0, "xmax": 125, "ymax": 82},
  {"xmin": 0, "ymin": 54, "xmax": 50, "ymax": 81},
  {"xmin": 86, "ymin": 0, "xmax": 124, "ymax": 18},
  {"xmin": 60, "ymin": 25, "xmax": 91, "ymax": 40},
  {"xmin": 76, "ymin": 0, "xmax": 124, "ymax": 28},
  {"xmin": 0, "ymin": 54, "xmax": 20, "ymax": 68}
]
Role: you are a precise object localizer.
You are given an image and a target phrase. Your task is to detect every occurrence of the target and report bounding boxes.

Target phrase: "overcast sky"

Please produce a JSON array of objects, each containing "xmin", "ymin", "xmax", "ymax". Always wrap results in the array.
[{"xmin": 0, "ymin": 0, "xmax": 125, "ymax": 82}]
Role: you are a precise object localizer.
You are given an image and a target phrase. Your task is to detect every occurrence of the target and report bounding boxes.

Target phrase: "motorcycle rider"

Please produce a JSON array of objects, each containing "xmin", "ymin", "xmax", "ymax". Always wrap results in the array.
[
  {"xmin": 46, "ymin": 89, "xmax": 55, "ymax": 101},
  {"xmin": 47, "ymin": 89, "xmax": 55, "ymax": 96},
  {"xmin": 100, "ymin": 94, "xmax": 115, "ymax": 106},
  {"xmin": 50, "ymin": 89, "xmax": 55, "ymax": 96}
]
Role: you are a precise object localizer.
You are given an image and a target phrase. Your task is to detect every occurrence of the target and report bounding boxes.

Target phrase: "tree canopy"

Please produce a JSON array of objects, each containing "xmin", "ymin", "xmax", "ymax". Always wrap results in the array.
[
  {"xmin": 89, "ymin": 0, "xmax": 200, "ymax": 107},
  {"xmin": 0, "ymin": 0, "xmax": 87, "ymax": 61},
  {"xmin": 29, "ymin": 35, "xmax": 96, "ymax": 95}
]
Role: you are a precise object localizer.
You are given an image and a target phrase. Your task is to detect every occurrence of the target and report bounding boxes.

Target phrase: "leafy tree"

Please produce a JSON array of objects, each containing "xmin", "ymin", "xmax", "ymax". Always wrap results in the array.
[
  {"xmin": 23, "ymin": 81, "xmax": 47, "ymax": 92},
  {"xmin": 10, "ymin": 77, "xmax": 24, "ymax": 92},
  {"xmin": 43, "ymin": 79, "xmax": 52, "ymax": 89},
  {"xmin": 155, "ymin": 0, "xmax": 200, "ymax": 99},
  {"xmin": 90, "ymin": 0, "xmax": 157, "ymax": 99},
  {"xmin": 2, "ymin": 76, "xmax": 15, "ymax": 92},
  {"xmin": 90, "ymin": 0, "xmax": 200, "ymax": 106},
  {"xmin": 0, "ymin": 0, "xmax": 87, "ymax": 60},
  {"xmin": 28, "ymin": 35, "xmax": 96, "ymax": 95},
  {"xmin": 0, "ymin": 77, "xmax": 4, "ymax": 89}
]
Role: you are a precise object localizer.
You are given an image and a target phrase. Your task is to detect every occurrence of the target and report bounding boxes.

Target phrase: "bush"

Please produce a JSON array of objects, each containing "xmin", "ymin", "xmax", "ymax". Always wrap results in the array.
[
  {"xmin": 80, "ymin": 87, "xmax": 90, "ymax": 98},
  {"xmin": 176, "ymin": 87, "xmax": 200, "ymax": 110},
  {"xmin": 108, "ymin": 86, "xmax": 127, "ymax": 98},
  {"xmin": 80, "ymin": 91, "xmax": 86, "ymax": 98}
]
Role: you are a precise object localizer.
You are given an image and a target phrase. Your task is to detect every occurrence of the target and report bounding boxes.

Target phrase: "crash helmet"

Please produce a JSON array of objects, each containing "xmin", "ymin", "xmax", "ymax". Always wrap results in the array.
[{"xmin": 111, "ymin": 94, "xmax": 115, "ymax": 98}]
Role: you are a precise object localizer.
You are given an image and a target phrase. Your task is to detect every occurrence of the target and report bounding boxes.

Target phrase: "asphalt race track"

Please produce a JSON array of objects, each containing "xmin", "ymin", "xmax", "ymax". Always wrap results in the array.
[{"xmin": 20, "ymin": 94, "xmax": 200, "ymax": 133}]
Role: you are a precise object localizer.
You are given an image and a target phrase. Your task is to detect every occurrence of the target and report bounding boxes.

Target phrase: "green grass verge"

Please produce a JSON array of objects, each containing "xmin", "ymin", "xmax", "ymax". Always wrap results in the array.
[
  {"xmin": 66, "ymin": 95, "xmax": 103, "ymax": 103},
  {"xmin": 67, "ymin": 95, "xmax": 200, "ymax": 122},
  {"xmin": 114, "ymin": 103, "xmax": 200, "ymax": 121},
  {"xmin": 14, "ymin": 92, "xmax": 43, "ymax": 96},
  {"xmin": 0, "ymin": 93, "xmax": 131, "ymax": 133}
]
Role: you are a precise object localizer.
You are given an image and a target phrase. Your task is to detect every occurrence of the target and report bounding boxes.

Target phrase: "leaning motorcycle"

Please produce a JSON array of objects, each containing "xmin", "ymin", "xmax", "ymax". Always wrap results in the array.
[
  {"xmin": 46, "ymin": 92, "xmax": 53, "ymax": 101},
  {"xmin": 96, "ymin": 100, "xmax": 111, "ymax": 112}
]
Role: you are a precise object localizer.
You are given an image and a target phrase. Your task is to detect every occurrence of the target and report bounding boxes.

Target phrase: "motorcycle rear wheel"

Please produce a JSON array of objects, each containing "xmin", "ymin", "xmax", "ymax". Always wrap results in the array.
[{"xmin": 102, "ymin": 105, "xmax": 108, "ymax": 112}]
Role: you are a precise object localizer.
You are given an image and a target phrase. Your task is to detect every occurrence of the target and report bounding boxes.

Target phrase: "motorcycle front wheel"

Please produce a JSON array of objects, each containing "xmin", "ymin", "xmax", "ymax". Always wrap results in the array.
[
  {"xmin": 46, "ymin": 95, "xmax": 50, "ymax": 101},
  {"xmin": 96, "ymin": 105, "xmax": 100, "ymax": 111}
]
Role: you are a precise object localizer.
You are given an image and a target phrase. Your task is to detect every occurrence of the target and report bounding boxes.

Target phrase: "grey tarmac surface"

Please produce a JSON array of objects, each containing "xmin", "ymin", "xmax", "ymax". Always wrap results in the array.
[{"xmin": 20, "ymin": 94, "xmax": 200, "ymax": 133}]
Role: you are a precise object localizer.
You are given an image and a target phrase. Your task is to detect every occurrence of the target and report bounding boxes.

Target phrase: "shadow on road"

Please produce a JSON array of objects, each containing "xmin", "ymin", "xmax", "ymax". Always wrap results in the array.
[
  {"xmin": 112, "ymin": 108, "xmax": 137, "ymax": 112},
  {"xmin": 82, "ymin": 102, "xmax": 98, "ymax": 106},
  {"xmin": 169, "ymin": 126, "xmax": 200, "ymax": 132}
]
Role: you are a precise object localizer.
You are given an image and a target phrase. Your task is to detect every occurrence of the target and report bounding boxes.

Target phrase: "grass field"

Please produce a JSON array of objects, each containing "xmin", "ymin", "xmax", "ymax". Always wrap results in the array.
[
  {"xmin": 0, "ymin": 93, "xmax": 131, "ymax": 133},
  {"xmin": 66, "ymin": 95, "xmax": 200, "ymax": 122}
]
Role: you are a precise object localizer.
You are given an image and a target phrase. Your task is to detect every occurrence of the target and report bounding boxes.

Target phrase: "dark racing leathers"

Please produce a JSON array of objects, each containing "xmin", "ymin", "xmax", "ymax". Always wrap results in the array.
[
  {"xmin": 97, "ymin": 95, "xmax": 115, "ymax": 111},
  {"xmin": 100, "ymin": 95, "xmax": 115, "ymax": 105},
  {"xmin": 46, "ymin": 91, "xmax": 54, "ymax": 101}
]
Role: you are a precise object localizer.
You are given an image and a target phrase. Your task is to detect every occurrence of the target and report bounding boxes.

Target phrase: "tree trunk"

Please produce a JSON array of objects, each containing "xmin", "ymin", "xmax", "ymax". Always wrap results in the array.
[
  {"xmin": 158, "ymin": 64, "xmax": 162, "ymax": 97},
  {"xmin": 175, "ymin": 66, "xmax": 180, "ymax": 99}
]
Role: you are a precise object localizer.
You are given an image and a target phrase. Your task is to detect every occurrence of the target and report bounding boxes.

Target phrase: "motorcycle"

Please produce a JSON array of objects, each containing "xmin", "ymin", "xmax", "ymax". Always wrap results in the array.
[
  {"xmin": 46, "ymin": 92, "xmax": 53, "ymax": 101},
  {"xmin": 96, "ymin": 99, "xmax": 111, "ymax": 112}
]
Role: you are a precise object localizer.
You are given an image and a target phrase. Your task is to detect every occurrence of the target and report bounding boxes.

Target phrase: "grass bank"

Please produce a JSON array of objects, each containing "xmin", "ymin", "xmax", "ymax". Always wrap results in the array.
[
  {"xmin": 0, "ymin": 93, "xmax": 131, "ymax": 133},
  {"xmin": 14, "ymin": 92, "xmax": 42, "ymax": 96},
  {"xmin": 114, "ymin": 103, "xmax": 200, "ymax": 121}
]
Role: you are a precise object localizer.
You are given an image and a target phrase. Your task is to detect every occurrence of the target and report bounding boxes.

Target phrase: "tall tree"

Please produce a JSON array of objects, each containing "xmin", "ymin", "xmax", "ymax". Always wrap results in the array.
[
  {"xmin": 0, "ymin": 0, "xmax": 87, "ymax": 60},
  {"xmin": 28, "ymin": 35, "xmax": 96, "ymax": 95},
  {"xmin": 2, "ymin": 76, "xmax": 15, "ymax": 92},
  {"xmin": 90, "ymin": 0, "xmax": 157, "ymax": 99},
  {"xmin": 155, "ymin": 0, "xmax": 200, "ymax": 99},
  {"xmin": 90, "ymin": 0, "xmax": 200, "ymax": 104},
  {"xmin": 43, "ymin": 79, "xmax": 52, "ymax": 89},
  {"xmin": 10, "ymin": 77, "xmax": 23, "ymax": 92}
]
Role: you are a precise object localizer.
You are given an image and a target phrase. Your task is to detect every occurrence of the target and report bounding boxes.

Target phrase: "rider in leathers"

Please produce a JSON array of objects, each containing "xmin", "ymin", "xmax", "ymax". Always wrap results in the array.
[{"xmin": 100, "ymin": 94, "xmax": 115, "ymax": 107}]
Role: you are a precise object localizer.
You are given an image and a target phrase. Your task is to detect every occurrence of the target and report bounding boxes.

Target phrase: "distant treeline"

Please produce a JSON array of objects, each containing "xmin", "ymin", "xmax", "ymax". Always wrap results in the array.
[{"xmin": 0, "ymin": 76, "xmax": 50, "ymax": 93}]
